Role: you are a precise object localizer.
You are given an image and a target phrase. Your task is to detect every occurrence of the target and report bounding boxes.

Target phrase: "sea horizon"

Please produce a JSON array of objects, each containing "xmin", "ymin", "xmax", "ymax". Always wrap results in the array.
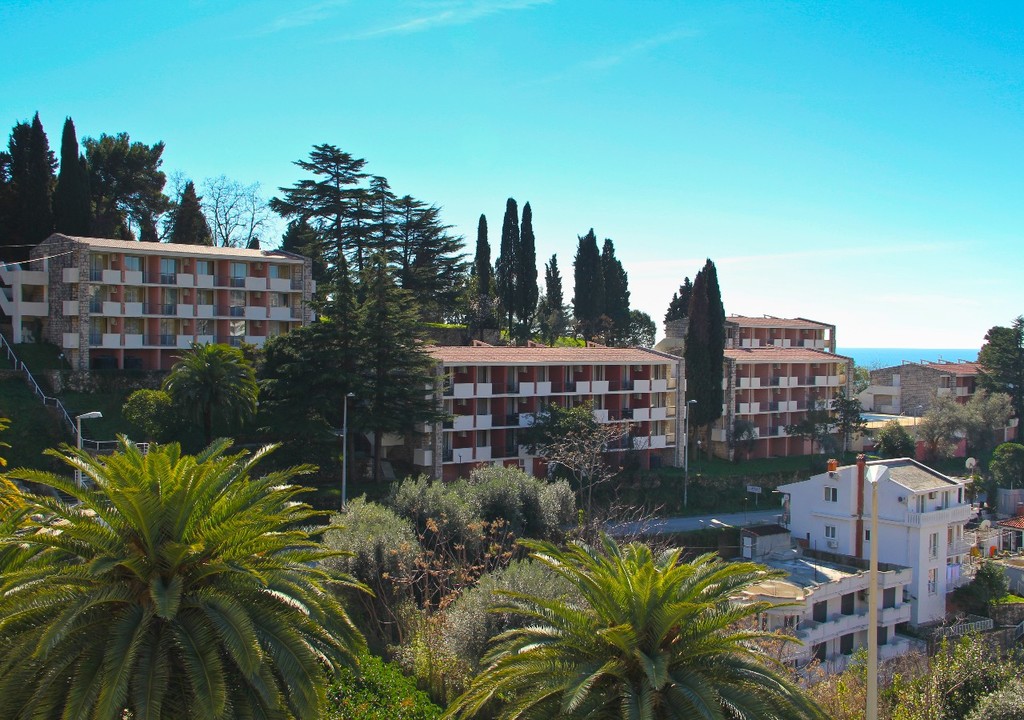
[{"xmin": 836, "ymin": 347, "xmax": 979, "ymax": 369}]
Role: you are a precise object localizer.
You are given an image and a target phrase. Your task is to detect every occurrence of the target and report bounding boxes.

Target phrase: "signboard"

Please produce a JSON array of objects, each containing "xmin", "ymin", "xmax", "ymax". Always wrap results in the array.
[{"xmin": 746, "ymin": 485, "xmax": 762, "ymax": 494}]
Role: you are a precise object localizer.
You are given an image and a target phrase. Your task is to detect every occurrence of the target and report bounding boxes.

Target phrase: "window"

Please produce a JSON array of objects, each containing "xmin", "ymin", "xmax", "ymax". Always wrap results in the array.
[
  {"xmin": 268, "ymin": 264, "xmax": 290, "ymax": 279},
  {"xmin": 824, "ymin": 525, "xmax": 836, "ymax": 540},
  {"xmin": 160, "ymin": 258, "xmax": 178, "ymax": 275},
  {"xmin": 124, "ymin": 286, "xmax": 142, "ymax": 303},
  {"xmin": 271, "ymin": 292, "xmax": 288, "ymax": 307},
  {"xmin": 929, "ymin": 532, "xmax": 938, "ymax": 558},
  {"xmin": 927, "ymin": 568, "xmax": 938, "ymax": 594},
  {"xmin": 196, "ymin": 319, "xmax": 211, "ymax": 336},
  {"xmin": 124, "ymin": 256, "xmax": 142, "ymax": 272},
  {"xmin": 124, "ymin": 318, "xmax": 142, "ymax": 334},
  {"xmin": 865, "ymin": 529, "xmax": 871, "ymax": 541},
  {"xmin": 824, "ymin": 486, "xmax": 838, "ymax": 502},
  {"xmin": 231, "ymin": 262, "xmax": 246, "ymax": 278},
  {"xmin": 195, "ymin": 260, "xmax": 212, "ymax": 276},
  {"xmin": 196, "ymin": 289, "xmax": 213, "ymax": 305}
]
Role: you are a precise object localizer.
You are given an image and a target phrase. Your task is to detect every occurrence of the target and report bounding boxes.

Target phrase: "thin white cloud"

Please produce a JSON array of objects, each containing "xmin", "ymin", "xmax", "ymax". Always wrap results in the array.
[
  {"xmin": 257, "ymin": 0, "xmax": 351, "ymax": 36},
  {"xmin": 356, "ymin": 0, "xmax": 553, "ymax": 39},
  {"xmin": 582, "ymin": 27, "xmax": 698, "ymax": 71}
]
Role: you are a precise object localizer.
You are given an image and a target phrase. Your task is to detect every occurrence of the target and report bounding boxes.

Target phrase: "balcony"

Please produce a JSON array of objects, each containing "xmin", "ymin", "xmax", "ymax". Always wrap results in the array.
[
  {"xmin": 632, "ymin": 407, "xmax": 650, "ymax": 421},
  {"xmin": 124, "ymin": 334, "xmax": 143, "ymax": 349},
  {"xmin": 651, "ymin": 378, "xmax": 668, "ymax": 392},
  {"xmin": 269, "ymin": 305, "xmax": 292, "ymax": 321},
  {"xmin": 195, "ymin": 273, "xmax": 214, "ymax": 288},
  {"xmin": 123, "ymin": 302, "xmax": 143, "ymax": 317},
  {"xmin": 475, "ymin": 446, "xmax": 492, "ymax": 462},
  {"xmin": 607, "ymin": 408, "xmax": 634, "ymax": 421},
  {"xmin": 904, "ymin": 505, "xmax": 973, "ymax": 526},
  {"xmin": 145, "ymin": 334, "xmax": 177, "ymax": 347},
  {"xmin": 269, "ymin": 277, "xmax": 291, "ymax": 292},
  {"xmin": 176, "ymin": 304, "xmax": 194, "ymax": 318},
  {"xmin": 475, "ymin": 413, "xmax": 492, "ymax": 429},
  {"xmin": 451, "ymin": 382, "xmax": 474, "ymax": 398},
  {"xmin": 947, "ymin": 539, "xmax": 973, "ymax": 557},
  {"xmin": 413, "ymin": 449, "xmax": 433, "ymax": 466},
  {"xmin": 452, "ymin": 415, "xmax": 474, "ymax": 431},
  {"xmin": 245, "ymin": 306, "xmax": 267, "ymax": 320},
  {"xmin": 195, "ymin": 304, "xmax": 214, "ymax": 318},
  {"xmin": 535, "ymin": 381, "xmax": 552, "ymax": 395},
  {"xmin": 591, "ymin": 380, "xmax": 609, "ymax": 394},
  {"xmin": 143, "ymin": 303, "xmax": 177, "ymax": 316},
  {"xmin": 244, "ymin": 276, "xmax": 267, "ymax": 291},
  {"xmin": 633, "ymin": 379, "xmax": 651, "ymax": 392},
  {"xmin": 176, "ymin": 273, "xmax": 195, "ymax": 287},
  {"xmin": 124, "ymin": 270, "xmax": 143, "ymax": 285}
]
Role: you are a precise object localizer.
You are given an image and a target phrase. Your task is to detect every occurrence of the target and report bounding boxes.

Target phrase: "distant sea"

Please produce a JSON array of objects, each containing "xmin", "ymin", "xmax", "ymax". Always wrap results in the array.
[{"xmin": 837, "ymin": 348, "xmax": 979, "ymax": 369}]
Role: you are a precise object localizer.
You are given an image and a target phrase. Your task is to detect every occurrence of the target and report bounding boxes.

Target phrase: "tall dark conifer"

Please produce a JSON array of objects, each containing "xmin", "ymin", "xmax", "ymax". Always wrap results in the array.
[
  {"xmin": 495, "ymin": 198, "xmax": 519, "ymax": 338},
  {"xmin": 53, "ymin": 117, "xmax": 91, "ymax": 236},
  {"xmin": 168, "ymin": 181, "xmax": 213, "ymax": 245},
  {"xmin": 600, "ymin": 238, "xmax": 631, "ymax": 346},
  {"xmin": 538, "ymin": 254, "xmax": 567, "ymax": 345},
  {"xmin": 665, "ymin": 277, "xmax": 693, "ymax": 323},
  {"xmin": 24, "ymin": 113, "xmax": 56, "ymax": 246},
  {"xmin": 474, "ymin": 214, "xmax": 491, "ymax": 295},
  {"xmin": 572, "ymin": 229, "xmax": 604, "ymax": 342},
  {"xmin": 704, "ymin": 258, "xmax": 726, "ymax": 422},
  {"xmin": 514, "ymin": 202, "xmax": 539, "ymax": 343},
  {"xmin": 0, "ymin": 122, "xmax": 32, "ymax": 258},
  {"xmin": 685, "ymin": 259, "xmax": 725, "ymax": 443}
]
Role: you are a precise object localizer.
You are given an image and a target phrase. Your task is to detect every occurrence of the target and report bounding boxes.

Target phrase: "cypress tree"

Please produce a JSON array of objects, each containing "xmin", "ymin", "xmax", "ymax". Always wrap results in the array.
[
  {"xmin": 168, "ymin": 181, "xmax": 213, "ymax": 245},
  {"xmin": 572, "ymin": 229, "xmax": 604, "ymax": 342},
  {"xmin": 495, "ymin": 198, "xmax": 519, "ymax": 338},
  {"xmin": 665, "ymin": 276, "xmax": 693, "ymax": 323},
  {"xmin": 246, "ymin": 236, "xmax": 260, "ymax": 250},
  {"xmin": 53, "ymin": 117, "xmax": 91, "ymax": 236},
  {"xmin": 538, "ymin": 254, "xmax": 567, "ymax": 345},
  {"xmin": 684, "ymin": 260, "xmax": 725, "ymax": 439},
  {"xmin": 600, "ymin": 238, "xmax": 631, "ymax": 346},
  {"xmin": 0, "ymin": 122, "xmax": 32, "ymax": 258},
  {"xmin": 514, "ymin": 202, "xmax": 539, "ymax": 343},
  {"xmin": 474, "ymin": 214, "xmax": 491, "ymax": 295},
  {"xmin": 704, "ymin": 258, "xmax": 726, "ymax": 423},
  {"xmin": 24, "ymin": 113, "xmax": 56, "ymax": 245}
]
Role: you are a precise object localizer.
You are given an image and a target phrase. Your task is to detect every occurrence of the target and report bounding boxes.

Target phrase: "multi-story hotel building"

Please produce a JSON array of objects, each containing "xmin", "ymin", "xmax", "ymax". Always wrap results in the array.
[
  {"xmin": 710, "ymin": 315, "xmax": 853, "ymax": 459},
  {"xmin": 412, "ymin": 345, "xmax": 683, "ymax": 481},
  {"xmin": 0, "ymin": 234, "xmax": 314, "ymax": 370},
  {"xmin": 859, "ymin": 360, "xmax": 980, "ymax": 415},
  {"xmin": 778, "ymin": 456, "xmax": 973, "ymax": 626}
]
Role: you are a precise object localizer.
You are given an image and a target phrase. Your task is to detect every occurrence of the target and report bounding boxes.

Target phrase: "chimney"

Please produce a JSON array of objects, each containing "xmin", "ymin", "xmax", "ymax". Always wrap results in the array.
[
  {"xmin": 855, "ymin": 454, "xmax": 867, "ymax": 558},
  {"xmin": 1016, "ymin": 502, "xmax": 1024, "ymax": 517}
]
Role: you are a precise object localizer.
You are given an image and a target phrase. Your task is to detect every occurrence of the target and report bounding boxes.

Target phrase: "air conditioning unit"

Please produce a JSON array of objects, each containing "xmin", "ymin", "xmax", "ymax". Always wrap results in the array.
[
  {"xmin": 254, "ymin": 292, "xmax": 263, "ymax": 299},
  {"xmin": 773, "ymin": 363, "xmax": 781, "ymax": 369},
  {"xmin": 255, "ymin": 262, "xmax": 264, "ymax": 271},
  {"xmin": 826, "ymin": 540, "xmax": 839, "ymax": 549},
  {"xmin": 897, "ymin": 496, "xmax": 906, "ymax": 504}
]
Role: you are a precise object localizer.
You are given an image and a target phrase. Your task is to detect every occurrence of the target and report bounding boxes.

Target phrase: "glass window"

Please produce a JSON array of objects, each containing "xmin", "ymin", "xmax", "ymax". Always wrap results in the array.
[
  {"xmin": 269, "ymin": 264, "xmax": 290, "ymax": 279},
  {"xmin": 824, "ymin": 486, "xmax": 838, "ymax": 502},
  {"xmin": 195, "ymin": 260, "xmax": 212, "ymax": 276},
  {"xmin": 230, "ymin": 320, "xmax": 245, "ymax": 337},
  {"xmin": 162, "ymin": 288, "xmax": 178, "ymax": 304},
  {"xmin": 231, "ymin": 262, "xmax": 247, "ymax": 278},
  {"xmin": 124, "ymin": 318, "xmax": 142, "ymax": 334},
  {"xmin": 124, "ymin": 256, "xmax": 142, "ymax": 272},
  {"xmin": 824, "ymin": 525, "xmax": 836, "ymax": 539},
  {"xmin": 927, "ymin": 568, "xmax": 938, "ymax": 594},
  {"xmin": 124, "ymin": 286, "xmax": 142, "ymax": 303},
  {"xmin": 196, "ymin": 319, "xmax": 211, "ymax": 335},
  {"xmin": 160, "ymin": 258, "xmax": 178, "ymax": 275},
  {"xmin": 230, "ymin": 290, "xmax": 244, "ymax": 306},
  {"xmin": 196, "ymin": 289, "xmax": 213, "ymax": 305}
]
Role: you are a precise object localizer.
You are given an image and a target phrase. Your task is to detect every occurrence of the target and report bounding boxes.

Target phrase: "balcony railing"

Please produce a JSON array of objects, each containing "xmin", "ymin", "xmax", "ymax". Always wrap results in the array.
[
  {"xmin": 143, "ymin": 303, "xmax": 177, "ymax": 315},
  {"xmin": 144, "ymin": 334, "xmax": 176, "ymax": 347}
]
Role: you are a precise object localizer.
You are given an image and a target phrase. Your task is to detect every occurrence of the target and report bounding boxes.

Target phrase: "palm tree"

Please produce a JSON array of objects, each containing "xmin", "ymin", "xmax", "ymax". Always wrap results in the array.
[
  {"xmin": 0, "ymin": 439, "xmax": 366, "ymax": 720},
  {"xmin": 163, "ymin": 342, "xmax": 259, "ymax": 444},
  {"xmin": 445, "ymin": 535, "xmax": 822, "ymax": 720}
]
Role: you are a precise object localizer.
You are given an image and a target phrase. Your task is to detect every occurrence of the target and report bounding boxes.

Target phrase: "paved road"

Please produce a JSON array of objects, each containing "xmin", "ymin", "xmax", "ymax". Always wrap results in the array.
[{"xmin": 611, "ymin": 508, "xmax": 783, "ymax": 536}]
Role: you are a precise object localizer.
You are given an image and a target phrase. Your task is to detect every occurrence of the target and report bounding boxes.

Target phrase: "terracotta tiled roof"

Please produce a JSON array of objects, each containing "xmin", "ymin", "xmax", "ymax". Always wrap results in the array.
[
  {"xmin": 427, "ymin": 346, "xmax": 679, "ymax": 365},
  {"xmin": 922, "ymin": 361, "xmax": 980, "ymax": 376},
  {"xmin": 726, "ymin": 315, "xmax": 831, "ymax": 329},
  {"xmin": 724, "ymin": 347, "xmax": 852, "ymax": 364},
  {"xmin": 44, "ymin": 234, "xmax": 306, "ymax": 262},
  {"xmin": 997, "ymin": 516, "xmax": 1024, "ymax": 530}
]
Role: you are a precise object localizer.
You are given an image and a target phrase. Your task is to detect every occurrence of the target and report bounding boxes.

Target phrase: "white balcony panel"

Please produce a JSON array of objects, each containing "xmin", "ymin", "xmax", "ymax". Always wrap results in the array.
[
  {"xmin": 269, "ymin": 277, "xmax": 291, "ymax": 292},
  {"xmin": 936, "ymin": 387, "xmax": 952, "ymax": 397},
  {"xmin": 17, "ymin": 269, "xmax": 46, "ymax": 283},
  {"xmin": 593, "ymin": 408, "xmax": 609, "ymax": 423},
  {"xmin": 63, "ymin": 300, "xmax": 80, "ymax": 315},
  {"xmin": 954, "ymin": 386, "xmax": 969, "ymax": 397},
  {"xmin": 651, "ymin": 406, "xmax": 668, "ymax": 421},
  {"xmin": 518, "ymin": 381, "xmax": 536, "ymax": 396},
  {"xmin": 632, "ymin": 407, "xmax": 651, "ymax": 421},
  {"xmin": 476, "ymin": 382, "xmax": 493, "ymax": 397},
  {"xmin": 475, "ymin": 447, "xmax": 492, "ymax": 462},
  {"xmin": 175, "ymin": 273, "xmax": 194, "ymax": 287},
  {"xmin": 244, "ymin": 277, "xmax": 267, "ymax": 291},
  {"xmin": 195, "ymin": 274, "xmax": 214, "ymax": 288},
  {"xmin": 903, "ymin": 505, "xmax": 972, "ymax": 526},
  {"xmin": 575, "ymin": 381, "xmax": 591, "ymax": 394},
  {"xmin": 591, "ymin": 380, "xmax": 610, "ymax": 394},
  {"xmin": 244, "ymin": 306, "xmax": 267, "ymax": 320},
  {"xmin": 749, "ymin": 402, "xmax": 761, "ymax": 413},
  {"xmin": 739, "ymin": 403, "xmax": 751, "ymax": 414},
  {"xmin": 177, "ymin": 335, "xmax": 193, "ymax": 349},
  {"xmin": 176, "ymin": 304, "xmax": 194, "ymax": 318},
  {"xmin": 196, "ymin": 334, "xmax": 215, "ymax": 345},
  {"xmin": 650, "ymin": 435, "xmax": 667, "ymax": 449},
  {"xmin": 268, "ymin": 306, "xmax": 291, "ymax": 321},
  {"xmin": 413, "ymin": 449, "xmax": 433, "ymax": 466},
  {"xmin": 102, "ymin": 333, "xmax": 120, "ymax": 348},
  {"xmin": 124, "ymin": 270, "xmax": 143, "ymax": 285},
  {"xmin": 453, "ymin": 382, "xmax": 474, "ymax": 399},
  {"xmin": 62, "ymin": 333, "xmax": 79, "ymax": 348},
  {"xmin": 535, "ymin": 381, "xmax": 552, "ymax": 395},
  {"xmin": 453, "ymin": 448, "xmax": 474, "ymax": 464},
  {"xmin": 101, "ymin": 301, "xmax": 121, "ymax": 316},
  {"xmin": 633, "ymin": 379, "xmax": 651, "ymax": 392},
  {"xmin": 123, "ymin": 302, "xmax": 144, "ymax": 317},
  {"xmin": 476, "ymin": 414, "xmax": 492, "ymax": 429},
  {"xmin": 62, "ymin": 267, "xmax": 81, "ymax": 283},
  {"xmin": 453, "ymin": 415, "xmax": 474, "ymax": 431},
  {"xmin": 518, "ymin": 413, "xmax": 535, "ymax": 427},
  {"xmin": 101, "ymin": 269, "xmax": 121, "ymax": 284},
  {"xmin": 244, "ymin": 336, "xmax": 267, "ymax": 347},
  {"xmin": 196, "ymin": 304, "xmax": 214, "ymax": 318},
  {"xmin": 739, "ymin": 377, "xmax": 751, "ymax": 388},
  {"xmin": 124, "ymin": 334, "xmax": 143, "ymax": 349}
]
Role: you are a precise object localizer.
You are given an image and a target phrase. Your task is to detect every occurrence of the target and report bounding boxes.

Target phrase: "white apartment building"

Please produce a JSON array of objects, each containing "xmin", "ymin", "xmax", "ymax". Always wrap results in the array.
[
  {"xmin": 1, "ymin": 234, "xmax": 314, "ymax": 370},
  {"xmin": 778, "ymin": 456, "xmax": 972, "ymax": 626},
  {"xmin": 740, "ymin": 525, "xmax": 914, "ymax": 672}
]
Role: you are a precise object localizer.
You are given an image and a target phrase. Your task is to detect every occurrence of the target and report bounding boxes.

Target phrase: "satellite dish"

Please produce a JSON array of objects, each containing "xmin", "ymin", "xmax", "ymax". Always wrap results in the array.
[
  {"xmin": 966, "ymin": 457, "xmax": 977, "ymax": 470},
  {"xmin": 980, "ymin": 520, "xmax": 991, "ymax": 530}
]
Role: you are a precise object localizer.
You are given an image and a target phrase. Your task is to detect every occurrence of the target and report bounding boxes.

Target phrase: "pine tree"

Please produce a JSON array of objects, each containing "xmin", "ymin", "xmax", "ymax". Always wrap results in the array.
[
  {"xmin": 0, "ymin": 122, "xmax": 32, "ymax": 259},
  {"xmin": 53, "ymin": 117, "xmax": 90, "ymax": 236},
  {"xmin": 665, "ymin": 276, "xmax": 693, "ymax": 323},
  {"xmin": 24, "ymin": 113, "xmax": 56, "ymax": 245},
  {"xmin": 600, "ymin": 238, "xmax": 631, "ymax": 346},
  {"xmin": 538, "ymin": 254, "xmax": 567, "ymax": 345},
  {"xmin": 86, "ymin": 132, "xmax": 169, "ymax": 240},
  {"xmin": 246, "ymin": 235, "xmax": 260, "ymax": 250},
  {"xmin": 280, "ymin": 218, "xmax": 326, "ymax": 289},
  {"xmin": 168, "ymin": 181, "xmax": 213, "ymax": 245},
  {"xmin": 572, "ymin": 229, "xmax": 605, "ymax": 342},
  {"xmin": 495, "ymin": 198, "xmax": 519, "ymax": 338},
  {"xmin": 392, "ymin": 195, "xmax": 467, "ymax": 322},
  {"xmin": 357, "ymin": 254, "xmax": 443, "ymax": 482},
  {"xmin": 513, "ymin": 201, "xmax": 539, "ymax": 343},
  {"xmin": 368, "ymin": 175, "xmax": 396, "ymax": 260}
]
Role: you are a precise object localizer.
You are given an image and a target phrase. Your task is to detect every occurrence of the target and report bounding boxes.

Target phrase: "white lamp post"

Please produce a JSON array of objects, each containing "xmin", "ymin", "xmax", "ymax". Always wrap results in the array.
[
  {"xmin": 866, "ymin": 467, "xmax": 880, "ymax": 720},
  {"xmin": 341, "ymin": 392, "xmax": 355, "ymax": 509},
  {"xmin": 75, "ymin": 411, "xmax": 103, "ymax": 488},
  {"xmin": 684, "ymin": 399, "xmax": 697, "ymax": 507}
]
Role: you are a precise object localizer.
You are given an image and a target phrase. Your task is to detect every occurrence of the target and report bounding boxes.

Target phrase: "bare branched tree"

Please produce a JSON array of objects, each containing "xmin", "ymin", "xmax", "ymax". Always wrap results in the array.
[
  {"xmin": 201, "ymin": 175, "xmax": 271, "ymax": 248},
  {"xmin": 538, "ymin": 421, "xmax": 631, "ymax": 520}
]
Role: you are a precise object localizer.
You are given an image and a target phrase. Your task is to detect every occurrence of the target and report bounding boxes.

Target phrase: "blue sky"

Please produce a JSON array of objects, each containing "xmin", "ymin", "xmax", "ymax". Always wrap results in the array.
[{"xmin": 2, "ymin": 1, "xmax": 1021, "ymax": 348}]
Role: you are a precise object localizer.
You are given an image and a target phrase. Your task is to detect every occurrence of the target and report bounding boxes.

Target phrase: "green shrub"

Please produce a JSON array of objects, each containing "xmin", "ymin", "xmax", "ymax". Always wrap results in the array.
[
  {"xmin": 966, "ymin": 679, "xmax": 1024, "ymax": 720},
  {"xmin": 388, "ymin": 475, "xmax": 481, "ymax": 553},
  {"xmin": 121, "ymin": 388, "xmax": 178, "ymax": 442},
  {"xmin": 467, "ymin": 464, "xmax": 575, "ymax": 539},
  {"xmin": 324, "ymin": 654, "xmax": 442, "ymax": 720}
]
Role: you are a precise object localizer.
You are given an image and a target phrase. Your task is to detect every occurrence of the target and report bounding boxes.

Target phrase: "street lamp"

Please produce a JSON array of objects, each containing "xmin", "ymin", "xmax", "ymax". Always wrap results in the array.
[
  {"xmin": 341, "ymin": 392, "xmax": 355, "ymax": 509},
  {"xmin": 866, "ymin": 464, "xmax": 881, "ymax": 720},
  {"xmin": 75, "ymin": 411, "xmax": 102, "ymax": 488},
  {"xmin": 684, "ymin": 399, "xmax": 697, "ymax": 507}
]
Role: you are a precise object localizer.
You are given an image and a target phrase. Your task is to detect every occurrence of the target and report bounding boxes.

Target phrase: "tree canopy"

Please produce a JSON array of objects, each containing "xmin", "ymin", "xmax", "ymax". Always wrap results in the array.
[
  {"xmin": 85, "ymin": 132, "xmax": 170, "ymax": 241},
  {"xmin": 978, "ymin": 316, "xmax": 1024, "ymax": 421},
  {"xmin": 572, "ymin": 229, "xmax": 604, "ymax": 342}
]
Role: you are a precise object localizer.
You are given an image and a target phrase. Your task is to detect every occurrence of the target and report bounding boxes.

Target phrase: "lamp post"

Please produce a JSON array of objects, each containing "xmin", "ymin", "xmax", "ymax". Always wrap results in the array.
[
  {"xmin": 341, "ymin": 392, "xmax": 355, "ymax": 509},
  {"xmin": 75, "ymin": 411, "xmax": 102, "ymax": 488},
  {"xmin": 866, "ymin": 467, "xmax": 880, "ymax": 720},
  {"xmin": 684, "ymin": 399, "xmax": 697, "ymax": 507}
]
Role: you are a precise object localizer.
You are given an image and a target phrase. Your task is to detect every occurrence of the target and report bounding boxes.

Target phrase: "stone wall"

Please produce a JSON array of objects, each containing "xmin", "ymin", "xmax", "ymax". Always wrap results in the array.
[
  {"xmin": 869, "ymin": 363, "xmax": 947, "ymax": 415},
  {"xmin": 43, "ymin": 369, "xmax": 165, "ymax": 395}
]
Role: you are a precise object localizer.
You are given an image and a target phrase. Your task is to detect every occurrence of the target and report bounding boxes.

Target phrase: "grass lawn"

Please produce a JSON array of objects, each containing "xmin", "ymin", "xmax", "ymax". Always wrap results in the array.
[
  {"xmin": 10, "ymin": 342, "xmax": 68, "ymax": 371},
  {"xmin": 0, "ymin": 377, "xmax": 68, "ymax": 471}
]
